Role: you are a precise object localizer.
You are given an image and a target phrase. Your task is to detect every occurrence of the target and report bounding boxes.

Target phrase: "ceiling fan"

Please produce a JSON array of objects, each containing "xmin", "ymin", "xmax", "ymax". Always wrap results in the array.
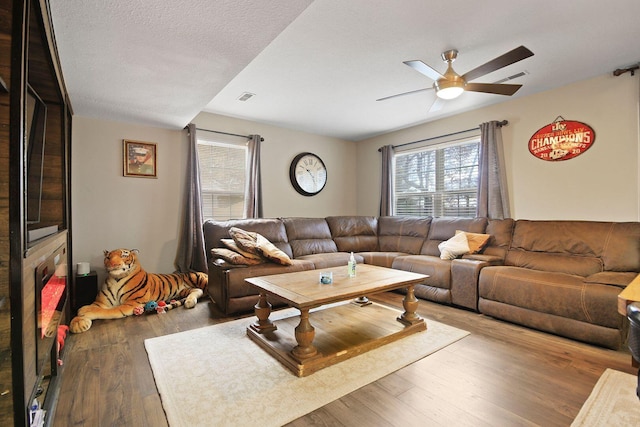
[{"xmin": 378, "ymin": 45, "xmax": 534, "ymax": 112}]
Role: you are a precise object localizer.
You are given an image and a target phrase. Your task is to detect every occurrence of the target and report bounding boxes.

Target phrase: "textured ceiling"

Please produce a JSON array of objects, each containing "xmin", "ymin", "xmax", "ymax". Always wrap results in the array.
[
  {"xmin": 48, "ymin": 0, "xmax": 313, "ymax": 128},
  {"xmin": 50, "ymin": 0, "xmax": 640, "ymax": 141}
]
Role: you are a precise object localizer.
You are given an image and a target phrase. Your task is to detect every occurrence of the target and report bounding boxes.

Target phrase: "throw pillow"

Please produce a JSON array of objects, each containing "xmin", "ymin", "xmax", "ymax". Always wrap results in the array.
[
  {"xmin": 228, "ymin": 227, "xmax": 261, "ymax": 255},
  {"xmin": 455, "ymin": 230, "xmax": 491, "ymax": 254},
  {"xmin": 228, "ymin": 227, "xmax": 293, "ymax": 265},
  {"xmin": 255, "ymin": 234, "xmax": 293, "ymax": 265},
  {"xmin": 211, "ymin": 248, "xmax": 263, "ymax": 265},
  {"xmin": 438, "ymin": 232, "xmax": 470, "ymax": 260},
  {"xmin": 221, "ymin": 238, "xmax": 263, "ymax": 260}
]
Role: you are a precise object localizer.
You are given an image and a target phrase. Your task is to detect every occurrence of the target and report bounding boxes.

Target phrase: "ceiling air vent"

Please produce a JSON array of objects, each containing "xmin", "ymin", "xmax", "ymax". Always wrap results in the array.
[
  {"xmin": 492, "ymin": 71, "xmax": 529, "ymax": 85},
  {"xmin": 237, "ymin": 92, "xmax": 255, "ymax": 102}
]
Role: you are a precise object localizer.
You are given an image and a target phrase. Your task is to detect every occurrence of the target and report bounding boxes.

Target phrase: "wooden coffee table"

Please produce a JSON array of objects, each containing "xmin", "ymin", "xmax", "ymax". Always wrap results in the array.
[{"xmin": 245, "ymin": 264, "xmax": 428, "ymax": 376}]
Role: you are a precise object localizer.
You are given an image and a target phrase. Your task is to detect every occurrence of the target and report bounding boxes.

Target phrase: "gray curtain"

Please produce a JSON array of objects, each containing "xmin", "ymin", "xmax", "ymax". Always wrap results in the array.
[
  {"xmin": 243, "ymin": 134, "xmax": 263, "ymax": 218},
  {"xmin": 477, "ymin": 121, "xmax": 510, "ymax": 219},
  {"xmin": 379, "ymin": 144, "xmax": 395, "ymax": 216},
  {"xmin": 174, "ymin": 123, "xmax": 208, "ymax": 273}
]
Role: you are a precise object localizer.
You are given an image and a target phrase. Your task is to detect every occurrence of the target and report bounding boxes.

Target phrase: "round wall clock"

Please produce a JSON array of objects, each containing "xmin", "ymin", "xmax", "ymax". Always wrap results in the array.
[{"xmin": 289, "ymin": 152, "xmax": 327, "ymax": 196}]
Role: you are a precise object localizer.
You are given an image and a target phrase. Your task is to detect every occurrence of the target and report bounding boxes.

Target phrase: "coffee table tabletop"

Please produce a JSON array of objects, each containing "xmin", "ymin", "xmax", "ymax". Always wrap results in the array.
[{"xmin": 245, "ymin": 264, "xmax": 428, "ymax": 310}]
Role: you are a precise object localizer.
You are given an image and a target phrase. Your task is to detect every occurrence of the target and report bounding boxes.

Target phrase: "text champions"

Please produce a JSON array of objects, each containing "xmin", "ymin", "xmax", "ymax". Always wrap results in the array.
[{"xmin": 528, "ymin": 120, "xmax": 595, "ymax": 161}]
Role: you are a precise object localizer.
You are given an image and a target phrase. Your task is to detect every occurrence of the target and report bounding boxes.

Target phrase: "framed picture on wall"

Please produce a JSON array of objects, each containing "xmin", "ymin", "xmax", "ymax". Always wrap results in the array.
[{"xmin": 123, "ymin": 140, "xmax": 157, "ymax": 178}]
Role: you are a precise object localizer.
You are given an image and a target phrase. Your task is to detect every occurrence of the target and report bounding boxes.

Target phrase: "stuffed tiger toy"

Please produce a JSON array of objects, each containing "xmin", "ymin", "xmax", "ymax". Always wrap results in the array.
[{"xmin": 69, "ymin": 248, "xmax": 208, "ymax": 333}]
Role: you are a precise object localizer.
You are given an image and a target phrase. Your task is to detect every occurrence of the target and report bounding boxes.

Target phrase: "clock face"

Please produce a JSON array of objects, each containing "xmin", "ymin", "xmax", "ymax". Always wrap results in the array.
[{"xmin": 289, "ymin": 152, "xmax": 327, "ymax": 196}]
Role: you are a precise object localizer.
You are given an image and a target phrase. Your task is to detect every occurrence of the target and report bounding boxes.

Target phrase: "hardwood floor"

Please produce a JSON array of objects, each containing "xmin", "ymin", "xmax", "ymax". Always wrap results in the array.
[{"xmin": 53, "ymin": 293, "xmax": 636, "ymax": 426}]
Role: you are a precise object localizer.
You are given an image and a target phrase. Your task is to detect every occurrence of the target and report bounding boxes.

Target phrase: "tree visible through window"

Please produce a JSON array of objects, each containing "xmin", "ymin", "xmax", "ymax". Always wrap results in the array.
[
  {"xmin": 394, "ymin": 139, "xmax": 480, "ymax": 217},
  {"xmin": 197, "ymin": 136, "xmax": 247, "ymax": 220}
]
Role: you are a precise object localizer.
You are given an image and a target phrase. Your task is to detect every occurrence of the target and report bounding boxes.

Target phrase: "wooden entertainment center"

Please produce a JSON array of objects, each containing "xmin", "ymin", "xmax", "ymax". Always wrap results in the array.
[{"xmin": 0, "ymin": 0, "xmax": 72, "ymax": 426}]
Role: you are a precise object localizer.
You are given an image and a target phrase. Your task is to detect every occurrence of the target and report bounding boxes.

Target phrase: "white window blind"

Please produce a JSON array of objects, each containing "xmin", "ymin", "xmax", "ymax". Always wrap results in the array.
[
  {"xmin": 394, "ymin": 137, "xmax": 480, "ymax": 218},
  {"xmin": 197, "ymin": 132, "xmax": 247, "ymax": 221}
]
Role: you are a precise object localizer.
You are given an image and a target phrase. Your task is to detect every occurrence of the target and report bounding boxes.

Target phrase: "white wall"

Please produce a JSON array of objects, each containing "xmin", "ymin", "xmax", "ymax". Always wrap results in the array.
[
  {"xmin": 71, "ymin": 117, "xmax": 187, "ymax": 275},
  {"xmin": 192, "ymin": 112, "xmax": 357, "ymax": 217},
  {"xmin": 356, "ymin": 73, "xmax": 640, "ymax": 221},
  {"xmin": 71, "ymin": 113, "xmax": 357, "ymax": 276}
]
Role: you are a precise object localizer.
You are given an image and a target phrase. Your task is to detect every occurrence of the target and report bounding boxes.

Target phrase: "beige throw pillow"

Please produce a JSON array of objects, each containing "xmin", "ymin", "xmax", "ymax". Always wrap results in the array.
[
  {"xmin": 228, "ymin": 227, "xmax": 261, "ymax": 255},
  {"xmin": 228, "ymin": 227, "xmax": 293, "ymax": 266},
  {"xmin": 455, "ymin": 230, "xmax": 491, "ymax": 253},
  {"xmin": 211, "ymin": 248, "xmax": 264, "ymax": 265},
  {"xmin": 255, "ymin": 234, "xmax": 293, "ymax": 265},
  {"xmin": 221, "ymin": 238, "xmax": 263, "ymax": 260}
]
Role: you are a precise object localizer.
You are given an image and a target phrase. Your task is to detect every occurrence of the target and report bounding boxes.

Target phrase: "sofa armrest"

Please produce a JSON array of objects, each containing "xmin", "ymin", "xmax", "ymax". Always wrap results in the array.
[
  {"xmin": 461, "ymin": 253, "xmax": 504, "ymax": 264},
  {"xmin": 451, "ymin": 258, "xmax": 500, "ymax": 311},
  {"xmin": 211, "ymin": 258, "xmax": 249, "ymax": 270}
]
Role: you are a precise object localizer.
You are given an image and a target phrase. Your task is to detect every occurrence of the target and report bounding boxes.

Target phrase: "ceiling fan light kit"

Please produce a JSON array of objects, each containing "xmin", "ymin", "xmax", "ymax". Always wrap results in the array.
[
  {"xmin": 434, "ymin": 80, "xmax": 464, "ymax": 99},
  {"xmin": 383, "ymin": 46, "xmax": 534, "ymax": 107}
]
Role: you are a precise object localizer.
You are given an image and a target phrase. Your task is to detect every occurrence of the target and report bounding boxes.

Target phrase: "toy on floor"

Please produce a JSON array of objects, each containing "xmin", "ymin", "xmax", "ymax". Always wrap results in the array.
[
  {"xmin": 69, "ymin": 248, "xmax": 208, "ymax": 333},
  {"xmin": 133, "ymin": 298, "xmax": 187, "ymax": 315}
]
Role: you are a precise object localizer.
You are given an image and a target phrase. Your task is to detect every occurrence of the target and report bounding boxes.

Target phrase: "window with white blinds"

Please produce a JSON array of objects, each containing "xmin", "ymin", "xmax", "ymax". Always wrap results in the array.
[
  {"xmin": 394, "ymin": 138, "xmax": 480, "ymax": 218},
  {"xmin": 196, "ymin": 133, "xmax": 247, "ymax": 221}
]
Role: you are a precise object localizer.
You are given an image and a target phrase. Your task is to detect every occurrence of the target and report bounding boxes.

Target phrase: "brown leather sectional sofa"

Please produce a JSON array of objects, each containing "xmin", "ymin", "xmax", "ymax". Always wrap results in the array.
[{"xmin": 203, "ymin": 216, "xmax": 640, "ymax": 349}]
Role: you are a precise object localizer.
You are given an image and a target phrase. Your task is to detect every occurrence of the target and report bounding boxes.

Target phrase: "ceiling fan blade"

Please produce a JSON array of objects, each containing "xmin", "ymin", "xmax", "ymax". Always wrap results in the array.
[
  {"xmin": 461, "ymin": 46, "xmax": 533, "ymax": 82},
  {"xmin": 403, "ymin": 60, "xmax": 444, "ymax": 81},
  {"xmin": 376, "ymin": 87, "xmax": 433, "ymax": 102},
  {"xmin": 465, "ymin": 82, "xmax": 523, "ymax": 96},
  {"xmin": 429, "ymin": 97, "xmax": 446, "ymax": 112}
]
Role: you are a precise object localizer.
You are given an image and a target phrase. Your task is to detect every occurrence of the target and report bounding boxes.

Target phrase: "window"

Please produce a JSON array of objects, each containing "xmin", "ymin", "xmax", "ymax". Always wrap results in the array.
[
  {"xmin": 394, "ymin": 138, "xmax": 480, "ymax": 218},
  {"xmin": 197, "ymin": 132, "xmax": 247, "ymax": 220}
]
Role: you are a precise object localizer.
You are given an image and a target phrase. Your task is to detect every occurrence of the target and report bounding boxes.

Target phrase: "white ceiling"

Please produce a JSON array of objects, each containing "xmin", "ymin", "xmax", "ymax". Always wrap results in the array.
[{"xmin": 49, "ymin": 0, "xmax": 640, "ymax": 141}]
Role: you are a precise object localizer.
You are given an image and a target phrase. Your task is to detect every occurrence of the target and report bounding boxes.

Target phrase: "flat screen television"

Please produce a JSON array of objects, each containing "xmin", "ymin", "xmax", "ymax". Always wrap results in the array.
[{"xmin": 25, "ymin": 84, "xmax": 47, "ymax": 225}]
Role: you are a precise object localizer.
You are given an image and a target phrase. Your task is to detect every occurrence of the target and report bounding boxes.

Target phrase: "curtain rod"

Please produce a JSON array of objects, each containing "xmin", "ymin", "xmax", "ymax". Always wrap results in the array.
[
  {"xmin": 194, "ymin": 127, "xmax": 264, "ymax": 142},
  {"xmin": 378, "ymin": 120, "xmax": 508, "ymax": 152}
]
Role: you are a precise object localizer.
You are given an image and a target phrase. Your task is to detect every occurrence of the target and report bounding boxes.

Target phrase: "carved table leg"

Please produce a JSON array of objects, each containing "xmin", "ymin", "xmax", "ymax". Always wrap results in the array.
[
  {"xmin": 291, "ymin": 309, "xmax": 318, "ymax": 361},
  {"xmin": 249, "ymin": 292, "xmax": 277, "ymax": 333},
  {"xmin": 352, "ymin": 296, "xmax": 372, "ymax": 306},
  {"xmin": 397, "ymin": 285, "xmax": 424, "ymax": 326}
]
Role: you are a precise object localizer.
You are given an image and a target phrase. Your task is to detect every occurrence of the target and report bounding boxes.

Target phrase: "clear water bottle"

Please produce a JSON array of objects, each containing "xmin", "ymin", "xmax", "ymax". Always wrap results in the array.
[{"xmin": 348, "ymin": 252, "xmax": 356, "ymax": 278}]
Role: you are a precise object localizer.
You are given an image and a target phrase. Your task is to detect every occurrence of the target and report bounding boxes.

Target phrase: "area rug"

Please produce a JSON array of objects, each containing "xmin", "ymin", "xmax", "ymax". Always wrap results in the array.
[
  {"xmin": 571, "ymin": 368, "xmax": 640, "ymax": 426},
  {"xmin": 145, "ymin": 303, "xmax": 469, "ymax": 427}
]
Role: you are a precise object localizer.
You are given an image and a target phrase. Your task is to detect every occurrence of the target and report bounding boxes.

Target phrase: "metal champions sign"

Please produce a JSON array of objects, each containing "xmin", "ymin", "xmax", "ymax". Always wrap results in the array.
[{"xmin": 528, "ymin": 118, "xmax": 595, "ymax": 161}]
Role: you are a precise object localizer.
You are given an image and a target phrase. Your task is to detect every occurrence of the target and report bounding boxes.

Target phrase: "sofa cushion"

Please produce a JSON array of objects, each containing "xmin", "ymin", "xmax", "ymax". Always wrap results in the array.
[
  {"xmin": 481, "ymin": 218, "xmax": 515, "ymax": 259},
  {"xmin": 296, "ymin": 252, "xmax": 363, "ymax": 269},
  {"xmin": 392, "ymin": 255, "xmax": 451, "ymax": 291},
  {"xmin": 282, "ymin": 217, "xmax": 338, "ymax": 257},
  {"xmin": 326, "ymin": 216, "xmax": 379, "ymax": 252},
  {"xmin": 505, "ymin": 250, "xmax": 603, "ymax": 277},
  {"xmin": 377, "ymin": 216, "xmax": 431, "ymax": 254},
  {"xmin": 421, "ymin": 217, "xmax": 487, "ymax": 256},
  {"xmin": 358, "ymin": 252, "xmax": 405, "ymax": 268},
  {"xmin": 510, "ymin": 220, "xmax": 606, "ymax": 254},
  {"xmin": 479, "ymin": 266, "xmax": 622, "ymax": 329},
  {"xmin": 505, "ymin": 220, "xmax": 625, "ymax": 276},
  {"xmin": 478, "ymin": 298, "xmax": 623, "ymax": 350},
  {"xmin": 601, "ymin": 222, "xmax": 640, "ymax": 272}
]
